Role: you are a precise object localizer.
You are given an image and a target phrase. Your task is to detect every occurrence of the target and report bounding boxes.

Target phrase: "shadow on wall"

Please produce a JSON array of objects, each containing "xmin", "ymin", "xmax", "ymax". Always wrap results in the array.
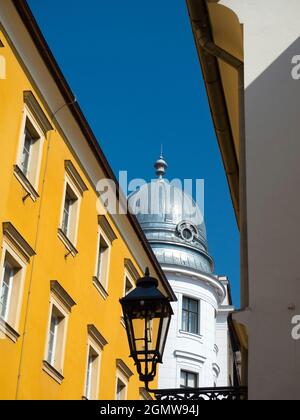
[
  {"xmin": 244, "ymin": 36, "xmax": 300, "ymax": 399},
  {"xmin": 245, "ymin": 37, "xmax": 300, "ymax": 275}
]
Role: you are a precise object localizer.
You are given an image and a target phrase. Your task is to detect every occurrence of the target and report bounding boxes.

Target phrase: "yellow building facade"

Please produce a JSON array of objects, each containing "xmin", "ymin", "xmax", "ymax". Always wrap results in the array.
[{"xmin": 0, "ymin": 0, "xmax": 174, "ymax": 400}]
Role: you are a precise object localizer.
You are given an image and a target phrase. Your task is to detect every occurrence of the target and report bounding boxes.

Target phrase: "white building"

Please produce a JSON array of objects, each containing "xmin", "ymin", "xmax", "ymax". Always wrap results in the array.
[
  {"xmin": 129, "ymin": 156, "xmax": 235, "ymax": 389},
  {"xmin": 187, "ymin": 0, "xmax": 300, "ymax": 400}
]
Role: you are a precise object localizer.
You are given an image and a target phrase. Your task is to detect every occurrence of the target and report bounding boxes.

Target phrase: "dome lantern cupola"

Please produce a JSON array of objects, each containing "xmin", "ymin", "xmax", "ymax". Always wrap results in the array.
[{"xmin": 154, "ymin": 147, "xmax": 168, "ymax": 179}]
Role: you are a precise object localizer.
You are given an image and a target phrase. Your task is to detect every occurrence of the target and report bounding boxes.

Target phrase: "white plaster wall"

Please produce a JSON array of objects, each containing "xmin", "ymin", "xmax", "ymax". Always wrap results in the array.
[
  {"xmin": 218, "ymin": 0, "xmax": 300, "ymax": 87},
  {"xmin": 216, "ymin": 312, "xmax": 230, "ymax": 386},
  {"xmin": 214, "ymin": 0, "xmax": 300, "ymax": 400},
  {"xmin": 158, "ymin": 269, "xmax": 229, "ymax": 389}
]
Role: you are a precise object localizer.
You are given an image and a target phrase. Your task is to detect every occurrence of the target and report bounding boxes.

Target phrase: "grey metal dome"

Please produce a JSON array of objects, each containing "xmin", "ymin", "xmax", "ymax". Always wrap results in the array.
[{"xmin": 128, "ymin": 155, "xmax": 214, "ymax": 274}]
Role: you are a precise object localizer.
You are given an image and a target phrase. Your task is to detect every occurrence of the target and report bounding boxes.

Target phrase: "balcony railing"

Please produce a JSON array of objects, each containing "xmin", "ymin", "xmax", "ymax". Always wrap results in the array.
[{"xmin": 155, "ymin": 387, "xmax": 248, "ymax": 401}]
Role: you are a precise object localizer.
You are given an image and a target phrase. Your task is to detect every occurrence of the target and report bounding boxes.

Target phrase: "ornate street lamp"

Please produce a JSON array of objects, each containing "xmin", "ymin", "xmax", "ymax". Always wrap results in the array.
[{"xmin": 120, "ymin": 268, "xmax": 173, "ymax": 389}]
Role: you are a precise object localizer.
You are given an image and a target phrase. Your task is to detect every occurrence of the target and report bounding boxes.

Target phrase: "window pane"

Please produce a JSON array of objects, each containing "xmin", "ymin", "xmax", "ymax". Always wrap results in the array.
[
  {"xmin": 85, "ymin": 352, "xmax": 93, "ymax": 399},
  {"xmin": 97, "ymin": 236, "xmax": 109, "ymax": 283},
  {"xmin": 189, "ymin": 312, "xmax": 198, "ymax": 334},
  {"xmin": 47, "ymin": 313, "xmax": 58, "ymax": 365},
  {"xmin": 62, "ymin": 195, "xmax": 72, "ymax": 235},
  {"xmin": 187, "ymin": 372, "xmax": 197, "ymax": 388},
  {"xmin": 125, "ymin": 278, "xmax": 133, "ymax": 295},
  {"xmin": 0, "ymin": 262, "xmax": 14, "ymax": 320},
  {"xmin": 96, "ymin": 239, "xmax": 104, "ymax": 279},
  {"xmin": 189, "ymin": 299, "xmax": 198, "ymax": 314},
  {"xmin": 181, "ymin": 371, "xmax": 197, "ymax": 389},
  {"xmin": 116, "ymin": 379, "xmax": 126, "ymax": 400},
  {"xmin": 182, "ymin": 297, "xmax": 199, "ymax": 334},
  {"xmin": 180, "ymin": 371, "xmax": 187, "ymax": 388},
  {"xmin": 182, "ymin": 309, "xmax": 188, "ymax": 331},
  {"xmin": 21, "ymin": 134, "xmax": 31, "ymax": 176},
  {"xmin": 182, "ymin": 297, "xmax": 189, "ymax": 310}
]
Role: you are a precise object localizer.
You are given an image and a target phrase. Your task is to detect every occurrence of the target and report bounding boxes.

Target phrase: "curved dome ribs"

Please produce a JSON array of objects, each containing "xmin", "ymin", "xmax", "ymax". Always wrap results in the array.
[{"xmin": 128, "ymin": 156, "xmax": 214, "ymax": 274}]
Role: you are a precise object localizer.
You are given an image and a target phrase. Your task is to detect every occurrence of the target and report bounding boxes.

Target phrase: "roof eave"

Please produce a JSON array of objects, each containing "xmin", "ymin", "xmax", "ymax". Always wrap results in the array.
[
  {"xmin": 12, "ymin": 0, "xmax": 176, "ymax": 302},
  {"xmin": 186, "ymin": 0, "xmax": 240, "ymax": 225}
]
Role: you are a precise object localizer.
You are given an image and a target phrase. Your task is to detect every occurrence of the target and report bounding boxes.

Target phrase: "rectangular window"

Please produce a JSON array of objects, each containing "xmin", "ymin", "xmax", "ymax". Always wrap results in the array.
[
  {"xmin": 19, "ymin": 118, "xmax": 42, "ymax": 184},
  {"xmin": 84, "ymin": 346, "xmax": 100, "ymax": 400},
  {"xmin": 62, "ymin": 187, "xmax": 76, "ymax": 237},
  {"xmin": 182, "ymin": 297, "xmax": 199, "ymax": 335},
  {"xmin": 43, "ymin": 282, "xmax": 75, "ymax": 383},
  {"xmin": 60, "ymin": 182, "xmax": 80, "ymax": 246},
  {"xmin": 124, "ymin": 274, "xmax": 135, "ymax": 296},
  {"xmin": 180, "ymin": 370, "xmax": 198, "ymax": 389},
  {"xmin": 46, "ymin": 303, "xmax": 67, "ymax": 373},
  {"xmin": 0, "ymin": 261, "xmax": 15, "ymax": 321},
  {"xmin": 95, "ymin": 230, "xmax": 111, "ymax": 289},
  {"xmin": 21, "ymin": 128, "xmax": 32, "ymax": 177},
  {"xmin": 116, "ymin": 378, "xmax": 127, "ymax": 400},
  {"xmin": 0, "ymin": 252, "xmax": 23, "ymax": 328}
]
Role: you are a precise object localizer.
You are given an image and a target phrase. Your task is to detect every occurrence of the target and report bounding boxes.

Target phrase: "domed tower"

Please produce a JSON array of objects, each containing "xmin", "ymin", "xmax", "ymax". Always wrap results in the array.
[{"xmin": 129, "ymin": 155, "xmax": 234, "ymax": 389}]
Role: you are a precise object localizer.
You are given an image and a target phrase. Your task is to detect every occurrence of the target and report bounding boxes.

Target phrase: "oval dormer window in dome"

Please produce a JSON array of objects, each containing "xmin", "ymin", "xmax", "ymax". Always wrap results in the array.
[{"xmin": 177, "ymin": 222, "xmax": 198, "ymax": 243}]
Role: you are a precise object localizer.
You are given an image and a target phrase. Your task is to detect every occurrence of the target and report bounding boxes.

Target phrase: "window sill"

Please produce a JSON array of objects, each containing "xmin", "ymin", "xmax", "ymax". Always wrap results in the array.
[
  {"xmin": 0, "ymin": 317, "xmax": 20, "ymax": 343},
  {"xmin": 178, "ymin": 330, "xmax": 203, "ymax": 342},
  {"xmin": 57, "ymin": 228, "xmax": 78, "ymax": 257},
  {"xmin": 42, "ymin": 360, "xmax": 64, "ymax": 384},
  {"xmin": 93, "ymin": 277, "xmax": 108, "ymax": 300},
  {"xmin": 13, "ymin": 164, "xmax": 39, "ymax": 202}
]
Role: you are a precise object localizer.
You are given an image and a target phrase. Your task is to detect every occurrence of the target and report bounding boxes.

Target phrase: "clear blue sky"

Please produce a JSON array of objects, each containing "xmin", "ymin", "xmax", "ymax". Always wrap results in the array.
[{"xmin": 28, "ymin": 0, "xmax": 240, "ymax": 306}]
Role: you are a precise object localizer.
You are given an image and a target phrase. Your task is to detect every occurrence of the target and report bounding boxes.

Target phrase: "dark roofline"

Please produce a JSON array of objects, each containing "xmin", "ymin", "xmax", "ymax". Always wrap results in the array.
[
  {"xmin": 186, "ymin": 0, "xmax": 240, "ymax": 225},
  {"xmin": 12, "ymin": 0, "xmax": 176, "ymax": 302}
]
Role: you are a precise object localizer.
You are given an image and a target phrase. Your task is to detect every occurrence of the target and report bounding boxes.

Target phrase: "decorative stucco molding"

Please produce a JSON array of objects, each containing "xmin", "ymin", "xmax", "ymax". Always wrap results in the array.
[
  {"xmin": 87, "ymin": 324, "xmax": 108, "ymax": 350},
  {"xmin": 50, "ymin": 281, "xmax": 76, "ymax": 312},
  {"xmin": 23, "ymin": 91, "xmax": 53, "ymax": 134},
  {"xmin": 2, "ymin": 222, "xmax": 36, "ymax": 262}
]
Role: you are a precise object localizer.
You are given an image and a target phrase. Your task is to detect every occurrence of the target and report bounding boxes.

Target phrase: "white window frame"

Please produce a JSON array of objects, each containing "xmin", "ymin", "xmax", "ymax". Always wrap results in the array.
[
  {"xmin": 58, "ymin": 173, "xmax": 82, "ymax": 250},
  {"xmin": 15, "ymin": 106, "xmax": 45, "ymax": 194},
  {"xmin": 0, "ymin": 54, "xmax": 5, "ymax": 80},
  {"xmin": 123, "ymin": 269, "xmax": 135, "ymax": 296},
  {"xmin": 0, "ymin": 240, "xmax": 27, "ymax": 341},
  {"xmin": 120, "ymin": 269, "xmax": 136, "ymax": 329},
  {"xmin": 180, "ymin": 369, "xmax": 199, "ymax": 389},
  {"xmin": 179, "ymin": 294, "xmax": 202, "ymax": 338},
  {"xmin": 94, "ymin": 226, "xmax": 111, "ymax": 292},
  {"xmin": 115, "ymin": 371, "xmax": 128, "ymax": 401},
  {"xmin": 175, "ymin": 351, "xmax": 205, "ymax": 388},
  {"xmin": 115, "ymin": 360, "xmax": 133, "ymax": 401},
  {"xmin": 83, "ymin": 337, "xmax": 102, "ymax": 400},
  {"xmin": 0, "ymin": 261, "xmax": 14, "ymax": 321},
  {"xmin": 44, "ymin": 295, "xmax": 69, "ymax": 381}
]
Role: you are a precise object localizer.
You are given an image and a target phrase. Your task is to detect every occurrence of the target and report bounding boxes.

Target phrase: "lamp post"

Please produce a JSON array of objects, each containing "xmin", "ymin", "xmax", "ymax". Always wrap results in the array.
[
  {"xmin": 120, "ymin": 268, "xmax": 247, "ymax": 400},
  {"xmin": 119, "ymin": 268, "xmax": 173, "ymax": 390}
]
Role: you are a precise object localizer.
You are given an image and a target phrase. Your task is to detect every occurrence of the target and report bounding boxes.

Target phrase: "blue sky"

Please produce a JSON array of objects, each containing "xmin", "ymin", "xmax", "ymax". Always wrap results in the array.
[{"xmin": 28, "ymin": 0, "xmax": 240, "ymax": 305}]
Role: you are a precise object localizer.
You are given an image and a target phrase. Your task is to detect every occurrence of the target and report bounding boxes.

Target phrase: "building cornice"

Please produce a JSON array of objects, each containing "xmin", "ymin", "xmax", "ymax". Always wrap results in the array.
[{"xmin": 162, "ymin": 264, "xmax": 226, "ymax": 304}]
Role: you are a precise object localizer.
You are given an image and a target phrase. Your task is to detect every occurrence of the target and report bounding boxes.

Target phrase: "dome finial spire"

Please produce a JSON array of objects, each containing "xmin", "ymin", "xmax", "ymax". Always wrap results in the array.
[{"xmin": 154, "ymin": 146, "xmax": 168, "ymax": 179}]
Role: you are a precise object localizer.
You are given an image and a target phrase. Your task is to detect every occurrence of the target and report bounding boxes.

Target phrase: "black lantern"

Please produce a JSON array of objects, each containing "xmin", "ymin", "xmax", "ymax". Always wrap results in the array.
[{"xmin": 120, "ymin": 268, "xmax": 173, "ymax": 387}]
